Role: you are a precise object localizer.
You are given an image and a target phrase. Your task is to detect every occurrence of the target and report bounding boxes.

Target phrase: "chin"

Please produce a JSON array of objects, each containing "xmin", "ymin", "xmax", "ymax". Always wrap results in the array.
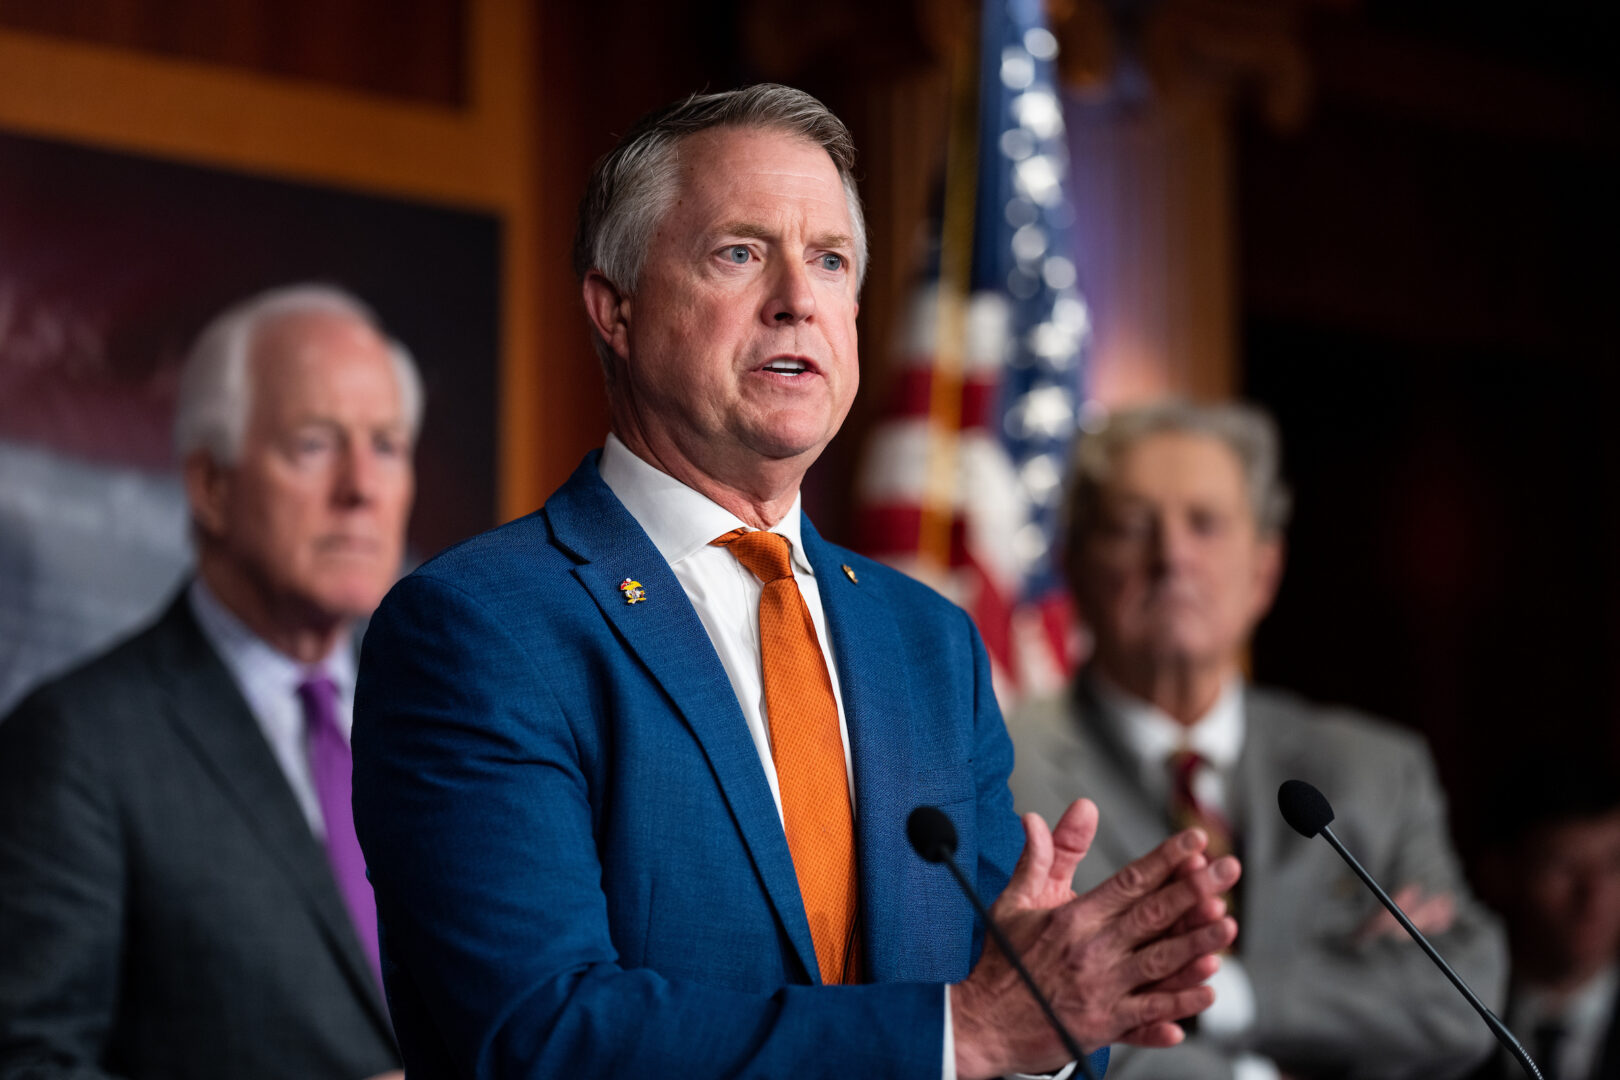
[{"xmin": 306, "ymin": 577, "xmax": 393, "ymax": 621}]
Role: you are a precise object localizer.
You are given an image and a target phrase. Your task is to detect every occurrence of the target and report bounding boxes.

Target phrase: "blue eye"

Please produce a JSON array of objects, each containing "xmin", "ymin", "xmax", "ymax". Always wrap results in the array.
[
  {"xmin": 820, "ymin": 253, "xmax": 845, "ymax": 271},
  {"xmin": 725, "ymin": 245, "xmax": 750, "ymax": 264}
]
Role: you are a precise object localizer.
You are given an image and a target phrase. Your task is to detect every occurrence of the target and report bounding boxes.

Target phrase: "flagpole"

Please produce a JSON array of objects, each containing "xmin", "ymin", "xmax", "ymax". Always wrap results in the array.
[{"xmin": 919, "ymin": 2, "xmax": 981, "ymax": 575}]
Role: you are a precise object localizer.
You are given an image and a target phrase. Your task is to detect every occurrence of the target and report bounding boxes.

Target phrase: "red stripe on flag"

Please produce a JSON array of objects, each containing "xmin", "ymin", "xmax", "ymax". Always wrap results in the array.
[
  {"xmin": 879, "ymin": 367, "xmax": 1002, "ymax": 429},
  {"xmin": 856, "ymin": 503, "xmax": 922, "ymax": 556}
]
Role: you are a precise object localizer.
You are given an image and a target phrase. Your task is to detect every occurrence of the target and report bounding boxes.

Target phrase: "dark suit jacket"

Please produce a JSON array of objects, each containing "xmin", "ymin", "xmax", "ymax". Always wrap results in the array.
[
  {"xmin": 352, "ymin": 454, "xmax": 1105, "ymax": 1078},
  {"xmin": 1467, "ymin": 975, "xmax": 1620, "ymax": 1080},
  {"xmin": 0, "ymin": 595, "xmax": 400, "ymax": 1080}
]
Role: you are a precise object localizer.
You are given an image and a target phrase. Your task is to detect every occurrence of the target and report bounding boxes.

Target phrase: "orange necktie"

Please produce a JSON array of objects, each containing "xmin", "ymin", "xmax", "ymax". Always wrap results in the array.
[{"xmin": 712, "ymin": 528, "xmax": 859, "ymax": 984}]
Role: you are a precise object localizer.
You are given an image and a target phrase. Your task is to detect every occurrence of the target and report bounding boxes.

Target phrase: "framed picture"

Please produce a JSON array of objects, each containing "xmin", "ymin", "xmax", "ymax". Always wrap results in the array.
[{"xmin": 0, "ymin": 5, "xmax": 535, "ymax": 710}]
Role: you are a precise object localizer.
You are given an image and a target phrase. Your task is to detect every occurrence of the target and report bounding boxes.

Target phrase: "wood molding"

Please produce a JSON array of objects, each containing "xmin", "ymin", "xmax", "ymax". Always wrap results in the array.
[{"xmin": 0, "ymin": 0, "xmax": 542, "ymax": 522}]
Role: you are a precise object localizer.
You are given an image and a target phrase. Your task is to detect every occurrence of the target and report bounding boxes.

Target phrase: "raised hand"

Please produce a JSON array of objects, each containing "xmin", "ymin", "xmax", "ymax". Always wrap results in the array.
[{"xmin": 951, "ymin": 799, "xmax": 1241, "ymax": 1080}]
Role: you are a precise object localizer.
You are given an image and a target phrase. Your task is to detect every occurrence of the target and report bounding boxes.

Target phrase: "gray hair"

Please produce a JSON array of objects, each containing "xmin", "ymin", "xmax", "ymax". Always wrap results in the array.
[
  {"xmin": 573, "ymin": 83, "xmax": 868, "ymax": 373},
  {"xmin": 1065, "ymin": 399, "xmax": 1293, "ymax": 553},
  {"xmin": 174, "ymin": 283, "xmax": 424, "ymax": 464}
]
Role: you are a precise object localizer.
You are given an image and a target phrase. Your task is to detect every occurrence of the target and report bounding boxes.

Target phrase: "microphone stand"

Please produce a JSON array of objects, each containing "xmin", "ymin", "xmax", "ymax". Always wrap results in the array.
[
  {"xmin": 933, "ymin": 855, "xmax": 1102, "ymax": 1080},
  {"xmin": 1318, "ymin": 823, "xmax": 1542, "ymax": 1080}
]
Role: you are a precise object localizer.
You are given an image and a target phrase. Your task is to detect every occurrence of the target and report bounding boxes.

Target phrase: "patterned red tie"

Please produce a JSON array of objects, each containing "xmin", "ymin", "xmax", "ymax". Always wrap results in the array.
[
  {"xmin": 1168, "ymin": 748, "xmax": 1239, "ymax": 939},
  {"xmin": 713, "ymin": 528, "xmax": 860, "ymax": 984}
]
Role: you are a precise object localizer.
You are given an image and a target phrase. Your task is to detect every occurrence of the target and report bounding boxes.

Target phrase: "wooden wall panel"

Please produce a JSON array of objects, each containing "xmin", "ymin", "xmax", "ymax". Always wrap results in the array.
[{"xmin": 0, "ymin": 0, "xmax": 466, "ymax": 105}]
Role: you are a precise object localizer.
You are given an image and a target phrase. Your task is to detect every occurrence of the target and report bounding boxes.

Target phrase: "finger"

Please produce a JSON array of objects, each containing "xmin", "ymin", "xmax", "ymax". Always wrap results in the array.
[
  {"xmin": 991, "ymin": 811, "xmax": 1056, "ymax": 916},
  {"xmin": 1107, "ymin": 855, "xmax": 1240, "ymax": 947},
  {"xmin": 1124, "ymin": 916, "xmax": 1238, "ymax": 988},
  {"xmin": 1111, "ymin": 984, "xmax": 1217, "ymax": 1042},
  {"xmin": 1143, "ymin": 951, "xmax": 1222, "ymax": 994},
  {"xmin": 1082, "ymin": 828, "xmax": 1210, "ymax": 918},
  {"xmin": 1408, "ymin": 893, "xmax": 1456, "ymax": 935},
  {"xmin": 1171, "ymin": 852, "xmax": 1209, "ymax": 880},
  {"xmin": 1166, "ymin": 894, "xmax": 1227, "ymax": 939},
  {"xmin": 1046, "ymin": 798, "xmax": 1098, "ymax": 891},
  {"xmin": 1114, "ymin": 1020, "xmax": 1188, "ymax": 1048}
]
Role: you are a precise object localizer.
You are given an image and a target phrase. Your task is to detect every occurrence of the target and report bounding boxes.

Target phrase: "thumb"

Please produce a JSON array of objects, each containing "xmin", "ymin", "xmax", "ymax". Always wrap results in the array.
[
  {"xmin": 993, "ymin": 811, "xmax": 1056, "ymax": 916},
  {"xmin": 1046, "ymin": 797, "xmax": 1098, "ymax": 891}
]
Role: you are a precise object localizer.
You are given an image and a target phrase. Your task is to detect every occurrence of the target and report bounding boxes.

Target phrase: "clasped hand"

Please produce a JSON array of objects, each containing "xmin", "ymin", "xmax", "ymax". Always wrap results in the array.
[{"xmin": 951, "ymin": 799, "xmax": 1242, "ymax": 1080}]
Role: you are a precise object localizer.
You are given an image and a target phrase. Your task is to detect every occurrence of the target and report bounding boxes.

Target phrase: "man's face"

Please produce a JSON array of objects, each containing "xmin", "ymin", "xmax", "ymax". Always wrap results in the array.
[
  {"xmin": 1516, "ymin": 810, "xmax": 1620, "ymax": 977},
  {"xmin": 605, "ymin": 126, "xmax": 860, "ymax": 485},
  {"xmin": 1073, "ymin": 432, "xmax": 1281, "ymax": 679},
  {"xmin": 196, "ymin": 311, "xmax": 415, "ymax": 628}
]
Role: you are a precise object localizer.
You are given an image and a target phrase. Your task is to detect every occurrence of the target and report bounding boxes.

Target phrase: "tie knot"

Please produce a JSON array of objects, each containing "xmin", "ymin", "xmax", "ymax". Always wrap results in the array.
[
  {"xmin": 712, "ymin": 528, "xmax": 795, "ymax": 584},
  {"xmin": 297, "ymin": 673, "xmax": 340, "ymax": 733},
  {"xmin": 1168, "ymin": 748, "xmax": 1207, "ymax": 785}
]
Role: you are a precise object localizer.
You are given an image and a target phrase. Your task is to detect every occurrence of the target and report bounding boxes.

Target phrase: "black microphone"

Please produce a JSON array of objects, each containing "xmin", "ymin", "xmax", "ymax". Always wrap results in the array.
[
  {"xmin": 907, "ymin": 806, "xmax": 1100, "ymax": 1080},
  {"xmin": 1277, "ymin": 780, "xmax": 1542, "ymax": 1080}
]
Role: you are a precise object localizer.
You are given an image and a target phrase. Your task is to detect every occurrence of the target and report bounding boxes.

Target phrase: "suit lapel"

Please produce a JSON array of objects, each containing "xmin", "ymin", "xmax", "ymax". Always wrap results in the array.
[
  {"xmin": 1235, "ymin": 688, "xmax": 1313, "ymax": 881},
  {"xmin": 545, "ymin": 458, "xmax": 820, "ymax": 983},
  {"xmin": 799, "ymin": 525, "xmax": 924, "ymax": 981},
  {"xmin": 150, "ymin": 596, "xmax": 393, "ymax": 1034},
  {"xmin": 1072, "ymin": 677, "xmax": 1173, "ymax": 869}
]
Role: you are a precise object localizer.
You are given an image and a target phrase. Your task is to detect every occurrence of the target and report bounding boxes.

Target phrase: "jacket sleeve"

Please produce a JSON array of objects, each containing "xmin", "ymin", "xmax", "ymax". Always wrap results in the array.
[
  {"xmin": 0, "ymin": 693, "xmax": 129, "ymax": 1080},
  {"xmin": 353, "ymin": 571, "xmax": 949, "ymax": 1080}
]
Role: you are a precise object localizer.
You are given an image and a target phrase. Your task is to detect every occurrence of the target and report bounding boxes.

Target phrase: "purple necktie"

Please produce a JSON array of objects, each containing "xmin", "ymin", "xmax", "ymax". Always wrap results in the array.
[{"xmin": 297, "ymin": 673, "xmax": 382, "ymax": 991}]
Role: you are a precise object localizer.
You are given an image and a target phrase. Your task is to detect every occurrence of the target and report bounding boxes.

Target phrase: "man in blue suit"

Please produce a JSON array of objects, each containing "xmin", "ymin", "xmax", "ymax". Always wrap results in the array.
[{"xmin": 353, "ymin": 84, "xmax": 1241, "ymax": 1080}]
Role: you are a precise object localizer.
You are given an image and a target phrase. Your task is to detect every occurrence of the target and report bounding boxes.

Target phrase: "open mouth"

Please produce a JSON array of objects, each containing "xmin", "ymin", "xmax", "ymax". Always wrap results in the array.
[{"xmin": 759, "ymin": 356, "xmax": 814, "ymax": 376}]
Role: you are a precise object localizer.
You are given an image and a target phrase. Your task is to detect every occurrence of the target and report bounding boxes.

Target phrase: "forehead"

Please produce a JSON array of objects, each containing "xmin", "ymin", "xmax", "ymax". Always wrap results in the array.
[
  {"xmin": 1107, "ymin": 431, "xmax": 1249, "ymax": 502},
  {"xmin": 247, "ymin": 311, "xmax": 399, "ymax": 417},
  {"xmin": 1533, "ymin": 810, "xmax": 1620, "ymax": 857},
  {"xmin": 664, "ymin": 126, "xmax": 851, "ymax": 233}
]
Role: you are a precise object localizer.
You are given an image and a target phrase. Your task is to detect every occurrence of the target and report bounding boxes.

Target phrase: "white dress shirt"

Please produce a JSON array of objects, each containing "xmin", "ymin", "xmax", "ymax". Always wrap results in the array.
[
  {"xmin": 1091, "ymin": 672, "xmax": 1278, "ymax": 1080},
  {"xmin": 188, "ymin": 578, "xmax": 353, "ymax": 839},
  {"xmin": 597, "ymin": 434, "xmax": 855, "ymax": 820},
  {"xmin": 597, "ymin": 436, "xmax": 1068, "ymax": 1080},
  {"xmin": 1507, "ymin": 963, "xmax": 1618, "ymax": 1080}
]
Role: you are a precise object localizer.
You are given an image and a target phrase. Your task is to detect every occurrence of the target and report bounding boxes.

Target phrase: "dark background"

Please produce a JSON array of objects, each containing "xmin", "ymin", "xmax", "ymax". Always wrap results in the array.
[{"xmin": 1, "ymin": 0, "xmax": 1616, "ymax": 856}]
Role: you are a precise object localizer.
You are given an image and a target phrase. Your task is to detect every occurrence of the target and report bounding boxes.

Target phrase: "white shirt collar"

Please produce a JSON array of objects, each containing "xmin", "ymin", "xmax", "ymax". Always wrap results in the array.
[
  {"xmin": 599, "ymin": 432, "xmax": 811, "ymax": 573},
  {"xmin": 1092, "ymin": 670, "xmax": 1246, "ymax": 771}
]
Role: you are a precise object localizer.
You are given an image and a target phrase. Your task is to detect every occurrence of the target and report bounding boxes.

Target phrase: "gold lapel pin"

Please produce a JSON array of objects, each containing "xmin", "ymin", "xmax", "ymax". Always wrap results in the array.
[
  {"xmin": 841, "ymin": 564, "xmax": 858, "ymax": 584},
  {"xmin": 618, "ymin": 578, "xmax": 647, "ymax": 604}
]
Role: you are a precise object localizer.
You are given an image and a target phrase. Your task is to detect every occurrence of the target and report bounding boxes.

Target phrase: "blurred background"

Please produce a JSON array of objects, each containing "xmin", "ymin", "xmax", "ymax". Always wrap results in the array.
[{"xmin": 0, "ymin": 0, "xmax": 1615, "ymax": 860}]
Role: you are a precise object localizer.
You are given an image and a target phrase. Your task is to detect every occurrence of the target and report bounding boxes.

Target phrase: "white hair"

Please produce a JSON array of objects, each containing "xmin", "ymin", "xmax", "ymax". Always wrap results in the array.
[{"xmin": 173, "ymin": 283, "xmax": 423, "ymax": 463}]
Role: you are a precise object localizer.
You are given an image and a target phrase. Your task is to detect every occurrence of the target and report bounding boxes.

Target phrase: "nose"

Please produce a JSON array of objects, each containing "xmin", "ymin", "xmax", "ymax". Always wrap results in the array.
[
  {"xmin": 763, "ymin": 258, "xmax": 816, "ymax": 325},
  {"xmin": 333, "ymin": 439, "xmax": 377, "ymax": 507},
  {"xmin": 1151, "ymin": 516, "xmax": 1194, "ymax": 574}
]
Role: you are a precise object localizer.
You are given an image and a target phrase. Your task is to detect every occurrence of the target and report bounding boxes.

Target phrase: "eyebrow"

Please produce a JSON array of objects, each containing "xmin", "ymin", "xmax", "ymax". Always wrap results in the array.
[{"xmin": 716, "ymin": 223, "xmax": 855, "ymax": 252}]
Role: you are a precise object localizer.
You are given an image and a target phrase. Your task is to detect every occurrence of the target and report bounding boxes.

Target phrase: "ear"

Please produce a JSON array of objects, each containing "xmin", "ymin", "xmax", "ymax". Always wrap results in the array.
[
  {"xmin": 581, "ymin": 271, "xmax": 633, "ymax": 365},
  {"xmin": 183, "ymin": 450, "xmax": 232, "ymax": 540}
]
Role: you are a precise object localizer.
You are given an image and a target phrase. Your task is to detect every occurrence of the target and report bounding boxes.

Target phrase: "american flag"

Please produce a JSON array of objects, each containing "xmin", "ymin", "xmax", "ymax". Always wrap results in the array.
[{"xmin": 856, "ymin": 0, "xmax": 1092, "ymax": 704}]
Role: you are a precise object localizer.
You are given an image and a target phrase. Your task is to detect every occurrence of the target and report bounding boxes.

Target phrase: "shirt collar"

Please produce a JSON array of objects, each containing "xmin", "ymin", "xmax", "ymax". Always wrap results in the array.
[
  {"xmin": 188, "ymin": 577, "xmax": 356, "ymax": 695},
  {"xmin": 599, "ymin": 432, "xmax": 811, "ymax": 573},
  {"xmin": 1092, "ymin": 670, "xmax": 1246, "ymax": 770}
]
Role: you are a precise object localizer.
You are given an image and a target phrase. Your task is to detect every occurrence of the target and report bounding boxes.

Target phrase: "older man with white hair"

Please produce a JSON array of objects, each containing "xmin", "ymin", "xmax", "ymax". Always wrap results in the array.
[
  {"xmin": 1008, "ymin": 398, "xmax": 1508, "ymax": 1080},
  {"xmin": 0, "ymin": 284, "xmax": 419, "ymax": 1080}
]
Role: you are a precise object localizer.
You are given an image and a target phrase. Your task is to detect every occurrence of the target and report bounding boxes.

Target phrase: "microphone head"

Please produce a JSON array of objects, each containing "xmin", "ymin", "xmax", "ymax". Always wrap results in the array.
[
  {"xmin": 1279, "ymin": 779, "xmax": 1336, "ymax": 838},
  {"xmin": 907, "ymin": 805, "xmax": 958, "ymax": 864}
]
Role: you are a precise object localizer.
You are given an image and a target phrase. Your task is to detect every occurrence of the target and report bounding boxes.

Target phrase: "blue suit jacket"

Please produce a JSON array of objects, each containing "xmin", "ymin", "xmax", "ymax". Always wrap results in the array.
[{"xmin": 354, "ymin": 454, "xmax": 1105, "ymax": 1077}]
